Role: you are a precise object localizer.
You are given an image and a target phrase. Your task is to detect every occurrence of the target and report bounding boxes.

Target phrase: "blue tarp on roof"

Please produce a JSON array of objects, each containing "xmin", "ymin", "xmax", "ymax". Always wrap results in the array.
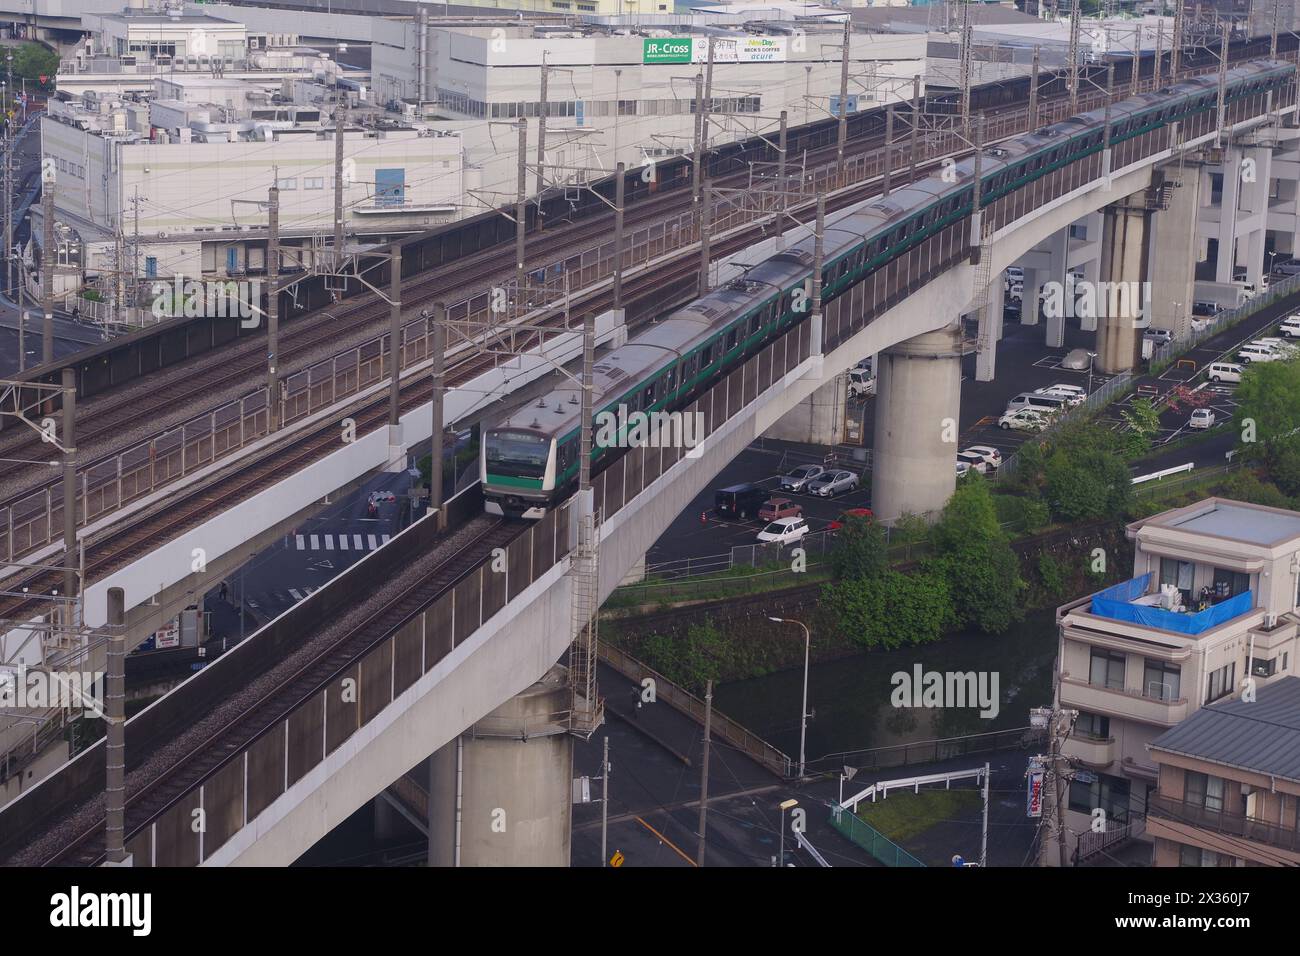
[{"xmin": 1090, "ymin": 573, "xmax": 1254, "ymax": 635}]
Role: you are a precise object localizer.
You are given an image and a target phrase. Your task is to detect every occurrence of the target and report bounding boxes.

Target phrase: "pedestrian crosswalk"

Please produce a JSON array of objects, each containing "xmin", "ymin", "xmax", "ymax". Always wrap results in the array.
[{"xmin": 293, "ymin": 532, "xmax": 391, "ymax": 552}]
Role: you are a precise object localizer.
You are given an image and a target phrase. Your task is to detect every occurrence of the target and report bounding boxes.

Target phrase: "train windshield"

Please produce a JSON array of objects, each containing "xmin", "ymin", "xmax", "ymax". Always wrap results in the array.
[{"xmin": 486, "ymin": 430, "xmax": 550, "ymax": 479}]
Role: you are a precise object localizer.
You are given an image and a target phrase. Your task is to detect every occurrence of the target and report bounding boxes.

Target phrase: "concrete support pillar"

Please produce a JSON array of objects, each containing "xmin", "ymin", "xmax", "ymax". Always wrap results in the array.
[
  {"xmin": 1021, "ymin": 267, "xmax": 1043, "ymax": 326},
  {"xmin": 1215, "ymin": 145, "xmax": 1244, "ymax": 283},
  {"xmin": 1078, "ymin": 249, "xmax": 1102, "ymax": 333},
  {"xmin": 1239, "ymin": 144, "xmax": 1273, "ymax": 288},
  {"xmin": 871, "ymin": 323, "xmax": 962, "ymax": 523},
  {"xmin": 1095, "ymin": 193, "xmax": 1151, "ymax": 375},
  {"xmin": 427, "ymin": 666, "xmax": 573, "ymax": 867},
  {"xmin": 1045, "ymin": 229, "xmax": 1068, "ymax": 348},
  {"xmin": 764, "ymin": 373, "xmax": 846, "ymax": 445},
  {"xmin": 1147, "ymin": 163, "xmax": 1203, "ymax": 339},
  {"xmin": 975, "ymin": 295, "xmax": 1001, "ymax": 382}
]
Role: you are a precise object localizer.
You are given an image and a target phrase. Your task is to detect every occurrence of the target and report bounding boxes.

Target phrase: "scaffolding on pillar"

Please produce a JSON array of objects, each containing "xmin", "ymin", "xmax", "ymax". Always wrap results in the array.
[
  {"xmin": 970, "ymin": 221, "xmax": 995, "ymax": 356},
  {"xmin": 567, "ymin": 507, "xmax": 603, "ymax": 738}
]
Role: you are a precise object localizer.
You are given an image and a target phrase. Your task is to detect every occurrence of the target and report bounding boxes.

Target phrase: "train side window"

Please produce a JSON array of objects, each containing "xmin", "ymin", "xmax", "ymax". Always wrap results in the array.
[
  {"xmin": 726, "ymin": 327, "xmax": 738, "ymax": 351},
  {"xmin": 643, "ymin": 383, "xmax": 656, "ymax": 406}
]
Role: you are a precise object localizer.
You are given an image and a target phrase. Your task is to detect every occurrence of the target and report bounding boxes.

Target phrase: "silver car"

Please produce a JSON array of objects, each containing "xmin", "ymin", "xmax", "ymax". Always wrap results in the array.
[
  {"xmin": 807, "ymin": 469, "xmax": 859, "ymax": 497},
  {"xmin": 1060, "ymin": 348, "xmax": 1093, "ymax": 371},
  {"xmin": 778, "ymin": 464, "xmax": 824, "ymax": 492}
]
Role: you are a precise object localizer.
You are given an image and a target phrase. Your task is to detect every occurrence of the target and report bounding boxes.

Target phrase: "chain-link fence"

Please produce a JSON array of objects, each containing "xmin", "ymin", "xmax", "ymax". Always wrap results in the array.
[{"xmin": 828, "ymin": 807, "xmax": 926, "ymax": 867}]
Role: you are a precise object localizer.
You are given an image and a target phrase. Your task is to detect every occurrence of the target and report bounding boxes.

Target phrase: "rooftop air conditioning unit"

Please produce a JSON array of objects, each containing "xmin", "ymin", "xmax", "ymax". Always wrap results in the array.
[{"xmin": 1264, "ymin": 612, "xmax": 1278, "ymax": 629}]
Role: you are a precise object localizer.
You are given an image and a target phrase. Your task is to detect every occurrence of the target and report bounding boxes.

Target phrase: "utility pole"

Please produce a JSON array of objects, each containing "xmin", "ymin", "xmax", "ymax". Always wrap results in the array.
[
  {"xmin": 882, "ymin": 106, "xmax": 894, "ymax": 197},
  {"xmin": 980, "ymin": 761, "xmax": 990, "ymax": 867},
  {"xmin": 1029, "ymin": 46, "xmax": 1041, "ymax": 129},
  {"xmin": 959, "ymin": 1, "xmax": 973, "ymax": 137},
  {"xmin": 1172, "ymin": 0, "xmax": 1184, "ymax": 81},
  {"xmin": 1131, "ymin": 27, "xmax": 1140, "ymax": 97},
  {"xmin": 1215, "ymin": 23, "xmax": 1229, "ymax": 147},
  {"xmin": 696, "ymin": 680, "xmax": 713, "ymax": 867},
  {"xmin": 1155, "ymin": 21, "xmax": 1163, "ymax": 88},
  {"xmin": 836, "ymin": 17, "xmax": 851, "ymax": 175},
  {"xmin": 17, "ymin": 310, "xmax": 25, "ymax": 372},
  {"xmin": 776, "ymin": 109, "xmax": 788, "ymax": 237},
  {"xmin": 61, "ymin": 367, "xmax": 76, "ymax": 603},
  {"xmin": 600, "ymin": 733, "xmax": 610, "ymax": 867},
  {"xmin": 41, "ymin": 157, "xmax": 54, "ymax": 366},
  {"xmin": 515, "ymin": 116, "xmax": 528, "ymax": 316},
  {"xmin": 612, "ymin": 162, "xmax": 625, "ymax": 310},
  {"xmin": 909, "ymin": 75, "xmax": 920, "ymax": 182},
  {"xmin": 535, "ymin": 54, "xmax": 549, "ymax": 202},
  {"xmin": 1068, "ymin": 0, "xmax": 1081, "ymax": 114},
  {"xmin": 1271, "ymin": 0, "xmax": 1279, "ymax": 59},
  {"xmin": 104, "ymin": 587, "xmax": 127, "ymax": 864},
  {"xmin": 388, "ymin": 244, "xmax": 402, "ymax": 427},
  {"xmin": 690, "ymin": 71, "xmax": 704, "ymax": 206},
  {"xmin": 428, "ymin": 301, "xmax": 446, "ymax": 527},
  {"xmin": 131, "ymin": 188, "xmax": 140, "ymax": 310},
  {"xmin": 267, "ymin": 179, "xmax": 280, "ymax": 430},
  {"xmin": 333, "ymin": 98, "xmax": 346, "ymax": 269},
  {"xmin": 701, "ymin": 36, "xmax": 715, "ymax": 189},
  {"xmin": 699, "ymin": 180, "xmax": 712, "ymax": 297},
  {"xmin": 4, "ymin": 50, "xmax": 12, "ymax": 301}
]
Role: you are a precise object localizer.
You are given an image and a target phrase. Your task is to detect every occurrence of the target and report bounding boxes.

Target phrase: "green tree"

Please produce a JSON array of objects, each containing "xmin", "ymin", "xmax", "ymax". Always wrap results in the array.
[
  {"xmin": 1234, "ymin": 359, "xmax": 1300, "ymax": 468},
  {"xmin": 821, "ymin": 568, "xmax": 951, "ymax": 650},
  {"xmin": 1119, "ymin": 397, "xmax": 1161, "ymax": 459},
  {"xmin": 10, "ymin": 43, "xmax": 58, "ymax": 89},
  {"xmin": 830, "ymin": 514, "xmax": 887, "ymax": 580},
  {"xmin": 928, "ymin": 476, "xmax": 1025, "ymax": 634}
]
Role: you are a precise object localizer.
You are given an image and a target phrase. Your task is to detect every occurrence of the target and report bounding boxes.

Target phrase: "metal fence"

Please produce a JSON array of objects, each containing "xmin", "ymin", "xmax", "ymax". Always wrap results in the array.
[
  {"xmin": 995, "ymin": 371, "xmax": 1134, "ymax": 482},
  {"xmin": 828, "ymin": 807, "xmax": 926, "ymax": 867},
  {"xmin": 807, "ymin": 726, "xmax": 1041, "ymax": 776},
  {"xmin": 1149, "ymin": 272, "xmax": 1300, "ymax": 372}
]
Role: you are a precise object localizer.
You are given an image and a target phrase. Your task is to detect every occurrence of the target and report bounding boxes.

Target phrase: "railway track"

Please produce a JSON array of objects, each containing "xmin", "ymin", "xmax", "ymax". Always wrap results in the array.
[
  {"xmin": 0, "ymin": 228, "xmax": 707, "ymax": 622},
  {"xmin": 0, "ymin": 63, "xmax": 1150, "ymax": 505},
  {"xmin": 34, "ymin": 516, "xmax": 521, "ymax": 867}
]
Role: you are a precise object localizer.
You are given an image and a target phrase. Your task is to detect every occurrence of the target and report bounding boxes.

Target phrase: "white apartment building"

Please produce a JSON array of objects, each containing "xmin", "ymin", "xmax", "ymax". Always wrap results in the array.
[
  {"xmin": 371, "ymin": 20, "xmax": 926, "ymax": 201},
  {"xmin": 1052, "ymin": 498, "xmax": 1300, "ymax": 865},
  {"xmin": 37, "ymin": 79, "xmax": 463, "ymax": 290}
]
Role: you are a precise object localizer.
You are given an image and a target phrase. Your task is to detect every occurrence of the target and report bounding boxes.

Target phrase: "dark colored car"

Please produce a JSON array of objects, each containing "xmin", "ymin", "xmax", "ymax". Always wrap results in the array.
[{"xmin": 714, "ymin": 483, "xmax": 767, "ymax": 520}]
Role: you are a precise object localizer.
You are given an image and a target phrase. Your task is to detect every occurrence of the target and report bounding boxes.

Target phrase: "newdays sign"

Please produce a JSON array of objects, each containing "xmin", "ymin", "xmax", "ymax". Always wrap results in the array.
[{"xmin": 642, "ymin": 36, "xmax": 788, "ymax": 65}]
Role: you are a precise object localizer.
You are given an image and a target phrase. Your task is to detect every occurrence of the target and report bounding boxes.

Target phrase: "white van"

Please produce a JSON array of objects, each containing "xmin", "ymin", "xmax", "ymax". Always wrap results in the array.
[
  {"xmin": 1035, "ymin": 383, "xmax": 1087, "ymax": 403},
  {"xmin": 1207, "ymin": 362, "xmax": 1243, "ymax": 383},
  {"xmin": 1279, "ymin": 317, "xmax": 1300, "ymax": 338},
  {"xmin": 1237, "ymin": 343, "xmax": 1279, "ymax": 363},
  {"xmin": 1006, "ymin": 391, "xmax": 1070, "ymax": 413}
]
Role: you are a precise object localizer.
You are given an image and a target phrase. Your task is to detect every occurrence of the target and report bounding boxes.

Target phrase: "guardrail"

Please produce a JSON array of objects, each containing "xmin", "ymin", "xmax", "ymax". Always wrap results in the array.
[{"xmin": 1131, "ymin": 462, "xmax": 1195, "ymax": 484}]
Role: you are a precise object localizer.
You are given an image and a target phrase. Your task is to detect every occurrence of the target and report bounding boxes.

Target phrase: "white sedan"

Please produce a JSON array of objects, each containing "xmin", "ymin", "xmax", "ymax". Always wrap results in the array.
[
  {"xmin": 1188, "ymin": 408, "xmax": 1216, "ymax": 430},
  {"xmin": 999, "ymin": 408, "xmax": 1049, "ymax": 432},
  {"xmin": 964, "ymin": 445, "xmax": 1003, "ymax": 469},
  {"xmin": 756, "ymin": 517, "xmax": 810, "ymax": 545},
  {"xmin": 956, "ymin": 451, "xmax": 989, "ymax": 474}
]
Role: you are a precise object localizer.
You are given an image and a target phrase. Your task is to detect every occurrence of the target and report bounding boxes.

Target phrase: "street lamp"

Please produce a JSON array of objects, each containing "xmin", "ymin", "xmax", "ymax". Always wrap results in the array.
[
  {"xmin": 778, "ymin": 798, "xmax": 798, "ymax": 867},
  {"xmin": 1086, "ymin": 350, "xmax": 1097, "ymax": 398},
  {"xmin": 769, "ymin": 616, "xmax": 810, "ymax": 777}
]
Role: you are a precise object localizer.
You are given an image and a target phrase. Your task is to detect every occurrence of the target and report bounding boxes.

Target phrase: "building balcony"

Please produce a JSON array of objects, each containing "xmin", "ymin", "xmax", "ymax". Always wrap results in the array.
[
  {"xmin": 1064, "ymin": 733, "xmax": 1115, "ymax": 768},
  {"xmin": 1148, "ymin": 793, "xmax": 1300, "ymax": 855},
  {"xmin": 1059, "ymin": 675, "xmax": 1189, "ymax": 727}
]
